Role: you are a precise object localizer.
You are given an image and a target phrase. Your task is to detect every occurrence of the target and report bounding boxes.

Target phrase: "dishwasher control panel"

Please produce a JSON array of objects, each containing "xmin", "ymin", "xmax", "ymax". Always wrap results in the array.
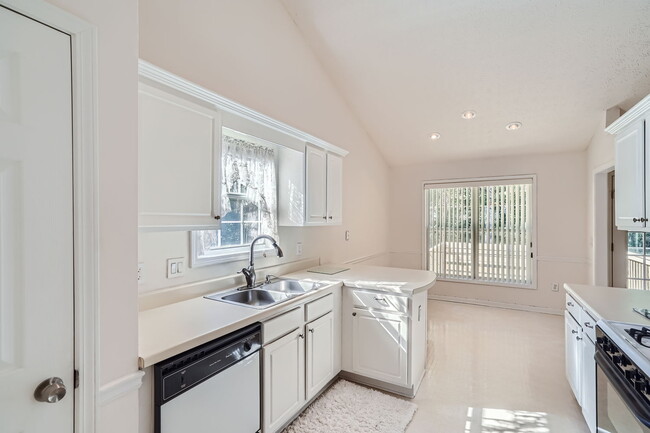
[{"xmin": 154, "ymin": 323, "xmax": 261, "ymax": 403}]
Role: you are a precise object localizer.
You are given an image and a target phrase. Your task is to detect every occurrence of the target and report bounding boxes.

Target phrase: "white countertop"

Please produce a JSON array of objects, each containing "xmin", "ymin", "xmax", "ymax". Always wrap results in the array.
[
  {"xmin": 139, "ymin": 265, "xmax": 436, "ymax": 368},
  {"xmin": 564, "ymin": 283, "xmax": 650, "ymax": 323}
]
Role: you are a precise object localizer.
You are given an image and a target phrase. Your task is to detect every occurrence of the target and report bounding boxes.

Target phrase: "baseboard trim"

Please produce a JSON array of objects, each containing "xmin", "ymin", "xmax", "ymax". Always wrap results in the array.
[
  {"xmin": 98, "ymin": 371, "xmax": 145, "ymax": 406},
  {"xmin": 428, "ymin": 295, "xmax": 563, "ymax": 316}
]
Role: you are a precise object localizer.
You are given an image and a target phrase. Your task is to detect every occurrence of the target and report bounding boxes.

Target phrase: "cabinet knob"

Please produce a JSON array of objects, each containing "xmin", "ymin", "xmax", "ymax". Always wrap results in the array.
[
  {"xmin": 322, "ymin": 216, "xmax": 327, "ymax": 220},
  {"xmin": 633, "ymin": 217, "xmax": 648, "ymax": 223},
  {"xmin": 352, "ymin": 312, "xmax": 357, "ymax": 316},
  {"xmin": 571, "ymin": 330, "xmax": 578, "ymax": 334},
  {"xmin": 576, "ymin": 336, "xmax": 583, "ymax": 341},
  {"xmin": 308, "ymin": 328, "xmax": 314, "ymax": 334},
  {"xmin": 214, "ymin": 215, "xmax": 221, "ymax": 220},
  {"xmin": 328, "ymin": 216, "xmax": 333, "ymax": 219},
  {"xmin": 298, "ymin": 333, "xmax": 304, "ymax": 339},
  {"xmin": 567, "ymin": 302, "xmax": 574, "ymax": 307}
]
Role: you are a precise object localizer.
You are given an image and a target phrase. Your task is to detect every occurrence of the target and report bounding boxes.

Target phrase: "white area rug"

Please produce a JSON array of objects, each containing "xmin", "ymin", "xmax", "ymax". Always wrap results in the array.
[{"xmin": 283, "ymin": 380, "xmax": 418, "ymax": 433}]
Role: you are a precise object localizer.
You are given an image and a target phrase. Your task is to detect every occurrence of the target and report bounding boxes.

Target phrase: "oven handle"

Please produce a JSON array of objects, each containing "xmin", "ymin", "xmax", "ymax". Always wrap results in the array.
[{"xmin": 596, "ymin": 350, "xmax": 650, "ymax": 428}]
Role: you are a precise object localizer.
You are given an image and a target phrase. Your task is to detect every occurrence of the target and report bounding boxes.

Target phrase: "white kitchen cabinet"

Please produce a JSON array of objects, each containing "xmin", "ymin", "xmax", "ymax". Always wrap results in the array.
[
  {"xmin": 565, "ymin": 310, "xmax": 582, "ymax": 401},
  {"xmin": 581, "ymin": 333, "xmax": 596, "ymax": 433},
  {"xmin": 304, "ymin": 144, "xmax": 344, "ymax": 226},
  {"xmin": 138, "ymin": 83, "xmax": 221, "ymax": 230},
  {"xmin": 351, "ymin": 308, "xmax": 408, "ymax": 386},
  {"xmin": 607, "ymin": 94, "xmax": 650, "ymax": 231},
  {"xmin": 305, "ymin": 311, "xmax": 335, "ymax": 400},
  {"xmin": 326, "ymin": 153, "xmax": 343, "ymax": 224},
  {"xmin": 263, "ymin": 328, "xmax": 305, "ymax": 433},
  {"xmin": 342, "ymin": 288, "xmax": 428, "ymax": 397}
]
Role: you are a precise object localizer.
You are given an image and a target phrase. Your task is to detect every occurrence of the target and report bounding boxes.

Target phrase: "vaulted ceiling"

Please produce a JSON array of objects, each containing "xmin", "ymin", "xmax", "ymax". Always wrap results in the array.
[{"xmin": 280, "ymin": 0, "xmax": 650, "ymax": 165}]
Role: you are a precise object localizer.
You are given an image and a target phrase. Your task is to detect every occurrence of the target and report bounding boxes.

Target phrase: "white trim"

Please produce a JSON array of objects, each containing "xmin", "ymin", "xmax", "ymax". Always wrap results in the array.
[
  {"xmin": 605, "ymin": 94, "xmax": 650, "ymax": 135},
  {"xmin": 420, "ymin": 174, "xmax": 538, "ymax": 289},
  {"xmin": 0, "ymin": 1, "xmax": 100, "ymax": 432},
  {"xmin": 592, "ymin": 162, "xmax": 615, "ymax": 286},
  {"xmin": 434, "ymin": 277, "xmax": 535, "ymax": 290},
  {"xmin": 428, "ymin": 295, "xmax": 563, "ymax": 316},
  {"xmin": 138, "ymin": 60, "xmax": 348, "ymax": 157},
  {"xmin": 536, "ymin": 256, "xmax": 590, "ymax": 264},
  {"xmin": 97, "ymin": 371, "xmax": 145, "ymax": 406}
]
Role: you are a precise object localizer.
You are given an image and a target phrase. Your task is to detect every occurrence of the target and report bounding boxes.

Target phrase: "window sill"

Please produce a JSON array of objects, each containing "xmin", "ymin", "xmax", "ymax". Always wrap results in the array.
[{"xmin": 436, "ymin": 277, "xmax": 536, "ymax": 290}]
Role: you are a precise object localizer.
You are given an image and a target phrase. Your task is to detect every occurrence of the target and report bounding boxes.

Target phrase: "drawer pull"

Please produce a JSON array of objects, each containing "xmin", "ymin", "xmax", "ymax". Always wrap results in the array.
[
  {"xmin": 576, "ymin": 336, "xmax": 583, "ymax": 341},
  {"xmin": 308, "ymin": 328, "xmax": 314, "ymax": 334},
  {"xmin": 567, "ymin": 301, "xmax": 575, "ymax": 307},
  {"xmin": 298, "ymin": 333, "xmax": 304, "ymax": 339},
  {"xmin": 374, "ymin": 297, "xmax": 389, "ymax": 305},
  {"xmin": 633, "ymin": 217, "xmax": 648, "ymax": 223},
  {"xmin": 584, "ymin": 322, "xmax": 593, "ymax": 329},
  {"xmin": 571, "ymin": 330, "xmax": 578, "ymax": 334}
]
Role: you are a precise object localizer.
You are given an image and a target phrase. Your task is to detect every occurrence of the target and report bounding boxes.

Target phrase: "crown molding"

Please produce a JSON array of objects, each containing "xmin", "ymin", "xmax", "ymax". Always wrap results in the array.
[
  {"xmin": 138, "ymin": 60, "xmax": 348, "ymax": 156},
  {"xmin": 605, "ymin": 94, "xmax": 650, "ymax": 135}
]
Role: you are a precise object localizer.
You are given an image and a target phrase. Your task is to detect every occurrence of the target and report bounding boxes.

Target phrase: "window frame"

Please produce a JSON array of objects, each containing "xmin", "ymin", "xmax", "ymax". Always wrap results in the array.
[{"xmin": 421, "ymin": 175, "xmax": 538, "ymax": 290}]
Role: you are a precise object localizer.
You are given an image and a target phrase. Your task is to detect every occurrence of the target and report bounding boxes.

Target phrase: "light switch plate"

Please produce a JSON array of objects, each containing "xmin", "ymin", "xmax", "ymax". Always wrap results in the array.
[
  {"xmin": 296, "ymin": 242, "xmax": 303, "ymax": 256},
  {"xmin": 167, "ymin": 257, "xmax": 185, "ymax": 279},
  {"xmin": 138, "ymin": 262, "xmax": 144, "ymax": 284}
]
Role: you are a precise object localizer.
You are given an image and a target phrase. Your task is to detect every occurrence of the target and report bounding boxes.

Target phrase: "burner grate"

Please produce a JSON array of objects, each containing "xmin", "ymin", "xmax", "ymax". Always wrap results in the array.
[{"xmin": 627, "ymin": 327, "xmax": 650, "ymax": 348}]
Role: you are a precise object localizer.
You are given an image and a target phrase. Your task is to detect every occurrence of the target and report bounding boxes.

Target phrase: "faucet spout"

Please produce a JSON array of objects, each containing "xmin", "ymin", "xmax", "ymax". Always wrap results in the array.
[{"xmin": 242, "ymin": 235, "xmax": 283, "ymax": 288}]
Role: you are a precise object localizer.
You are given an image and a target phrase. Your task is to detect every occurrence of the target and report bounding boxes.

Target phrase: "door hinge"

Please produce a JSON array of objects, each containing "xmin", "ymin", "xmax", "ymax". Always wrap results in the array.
[
  {"xmin": 530, "ymin": 252, "xmax": 533, "ymax": 258},
  {"xmin": 611, "ymin": 190, "xmax": 615, "ymax": 200},
  {"xmin": 611, "ymin": 243, "xmax": 615, "ymax": 252},
  {"xmin": 74, "ymin": 369, "xmax": 79, "ymax": 389}
]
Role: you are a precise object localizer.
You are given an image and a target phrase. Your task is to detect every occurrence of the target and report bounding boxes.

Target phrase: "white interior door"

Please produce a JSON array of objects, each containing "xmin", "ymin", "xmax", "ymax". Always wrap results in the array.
[{"xmin": 0, "ymin": 6, "xmax": 74, "ymax": 432}]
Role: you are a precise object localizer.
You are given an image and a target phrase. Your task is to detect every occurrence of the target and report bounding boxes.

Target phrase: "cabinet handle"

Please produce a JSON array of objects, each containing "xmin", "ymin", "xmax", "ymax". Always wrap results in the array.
[
  {"xmin": 418, "ymin": 305, "xmax": 422, "ymax": 322},
  {"xmin": 322, "ymin": 216, "xmax": 327, "ymax": 220},
  {"xmin": 633, "ymin": 217, "xmax": 648, "ymax": 223},
  {"xmin": 328, "ymin": 216, "xmax": 333, "ymax": 219},
  {"xmin": 308, "ymin": 328, "xmax": 314, "ymax": 334},
  {"xmin": 374, "ymin": 297, "xmax": 389, "ymax": 305},
  {"xmin": 584, "ymin": 322, "xmax": 593, "ymax": 329},
  {"xmin": 298, "ymin": 333, "xmax": 304, "ymax": 339},
  {"xmin": 567, "ymin": 302, "xmax": 574, "ymax": 307},
  {"xmin": 571, "ymin": 330, "xmax": 578, "ymax": 334},
  {"xmin": 214, "ymin": 215, "xmax": 221, "ymax": 220},
  {"xmin": 576, "ymin": 336, "xmax": 583, "ymax": 341},
  {"xmin": 352, "ymin": 312, "xmax": 357, "ymax": 316}
]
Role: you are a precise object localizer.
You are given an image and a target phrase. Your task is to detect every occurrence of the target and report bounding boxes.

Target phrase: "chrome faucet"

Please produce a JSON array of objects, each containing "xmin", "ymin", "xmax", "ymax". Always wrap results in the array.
[{"xmin": 241, "ymin": 235, "xmax": 284, "ymax": 289}]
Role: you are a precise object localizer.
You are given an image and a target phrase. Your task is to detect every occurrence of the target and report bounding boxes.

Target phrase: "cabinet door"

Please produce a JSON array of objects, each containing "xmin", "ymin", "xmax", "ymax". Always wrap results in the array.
[
  {"xmin": 138, "ymin": 84, "xmax": 221, "ymax": 230},
  {"xmin": 305, "ymin": 144, "xmax": 327, "ymax": 224},
  {"xmin": 326, "ymin": 153, "xmax": 343, "ymax": 224},
  {"xmin": 351, "ymin": 308, "xmax": 408, "ymax": 386},
  {"xmin": 565, "ymin": 311, "xmax": 582, "ymax": 404},
  {"xmin": 263, "ymin": 329, "xmax": 305, "ymax": 433},
  {"xmin": 615, "ymin": 120, "xmax": 645, "ymax": 230},
  {"xmin": 306, "ymin": 312, "xmax": 335, "ymax": 400},
  {"xmin": 581, "ymin": 338, "xmax": 596, "ymax": 433}
]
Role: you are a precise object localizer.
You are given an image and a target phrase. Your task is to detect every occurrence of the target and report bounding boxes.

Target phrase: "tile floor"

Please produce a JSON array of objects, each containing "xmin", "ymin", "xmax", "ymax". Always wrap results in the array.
[{"xmin": 406, "ymin": 300, "xmax": 590, "ymax": 433}]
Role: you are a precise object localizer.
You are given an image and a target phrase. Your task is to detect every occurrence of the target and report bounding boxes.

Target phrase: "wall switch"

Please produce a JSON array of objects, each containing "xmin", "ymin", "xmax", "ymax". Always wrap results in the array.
[
  {"xmin": 167, "ymin": 257, "xmax": 185, "ymax": 279},
  {"xmin": 552, "ymin": 283, "xmax": 560, "ymax": 292},
  {"xmin": 296, "ymin": 242, "xmax": 303, "ymax": 256},
  {"xmin": 138, "ymin": 262, "xmax": 144, "ymax": 284},
  {"xmin": 345, "ymin": 230, "xmax": 350, "ymax": 241}
]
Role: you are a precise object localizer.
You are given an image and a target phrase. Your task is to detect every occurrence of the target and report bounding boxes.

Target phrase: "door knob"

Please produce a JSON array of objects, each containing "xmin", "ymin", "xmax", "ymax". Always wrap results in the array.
[{"xmin": 34, "ymin": 377, "xmax": 67, "ymax": 403}]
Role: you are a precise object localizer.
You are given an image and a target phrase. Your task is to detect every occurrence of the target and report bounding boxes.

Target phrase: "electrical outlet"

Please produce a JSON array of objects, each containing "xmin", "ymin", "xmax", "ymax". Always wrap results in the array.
[
  {"xmin": 345, "ymin": 230, "xmax": 351, "ymax": 241},
  {"xmin": 138, "ymin": 262, "xmax": 144, "ymax": 284},
  {"xmin": 552, "ymin": 283, "xmax": 560, "ymax": 292},
  {"xmin": 167, "ymin": 257, "xmax": 186, "ymax": 279},
  {"xmin": 296, "ymin": 242, "xmax": 303, "ymax": 256}
]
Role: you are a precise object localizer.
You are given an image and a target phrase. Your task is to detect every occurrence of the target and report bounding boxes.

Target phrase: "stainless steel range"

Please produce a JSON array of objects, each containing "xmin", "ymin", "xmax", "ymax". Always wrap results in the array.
[{"xmin": 596, "ymin": 320, "xmax": 650, "ymax": 432}]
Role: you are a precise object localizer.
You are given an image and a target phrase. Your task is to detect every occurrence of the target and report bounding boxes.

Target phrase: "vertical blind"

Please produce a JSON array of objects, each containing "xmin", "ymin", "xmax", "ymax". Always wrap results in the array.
[{"xmin": 425, "ymin": 178, "xmax": 533, "ymax": 286}]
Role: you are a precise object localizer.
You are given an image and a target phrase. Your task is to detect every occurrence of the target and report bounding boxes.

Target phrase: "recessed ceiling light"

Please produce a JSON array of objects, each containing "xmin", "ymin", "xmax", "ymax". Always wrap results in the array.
[
  {"xmin": 461, "ymin": 110, "xmax": 476, "ymax": 120},
  {"xmin": 430, "ymin": 132, "xmax": 441, "ymax": 140},
  {"xmin": 506, "ymin": 122, "xmax": 522, "ymax": 131}
]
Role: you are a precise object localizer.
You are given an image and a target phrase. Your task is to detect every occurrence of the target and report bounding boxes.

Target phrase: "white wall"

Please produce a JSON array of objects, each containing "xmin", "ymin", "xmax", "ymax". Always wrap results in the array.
[
  {"xmin": 137, "ymin": 0, "xmax": 391, "ymax": 293},
  {"xmin": 44, "ymin": 0, "xmax": 140, "ymax": 432},
  {"xmin": 389, "ymin": 151, "xmax": 589, "ymax": 312}
]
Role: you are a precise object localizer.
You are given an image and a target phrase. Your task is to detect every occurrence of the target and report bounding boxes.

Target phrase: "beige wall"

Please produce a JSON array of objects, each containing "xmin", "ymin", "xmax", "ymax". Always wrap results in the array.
[
  {"xmin": 137, "ymin": 0, "xmax": 391, "ymax": 293},
  {"xmin": 44, "ymin": 0, "xmax": 140, "ymax": 432},
  {"xmin": 389, "ymin": 151, "xmax": 589, "ymax": 312}
]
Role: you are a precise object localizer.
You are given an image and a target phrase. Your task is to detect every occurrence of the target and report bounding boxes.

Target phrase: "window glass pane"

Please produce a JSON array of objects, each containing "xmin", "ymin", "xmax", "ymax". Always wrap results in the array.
[
  {"xmin": 628, "ymin": 232, "xmax": 644, "ymax": 255},
  {"xmin": 220, "ymin": 222, "xmax": 241, "ymax": 246},
  {"xmin": 243, "ymin": 201, "xmax": 259, "ymax": 222},
  {"xmin": 243, "ymin": 223, "xmax": 260, "ymax": 244}
]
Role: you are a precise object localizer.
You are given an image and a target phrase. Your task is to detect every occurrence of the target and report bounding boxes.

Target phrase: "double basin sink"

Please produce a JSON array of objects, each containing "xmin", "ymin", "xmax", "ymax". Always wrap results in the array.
[{"xmin": 205, "ymin": 279, "xmax": 323, "ymax": 309}]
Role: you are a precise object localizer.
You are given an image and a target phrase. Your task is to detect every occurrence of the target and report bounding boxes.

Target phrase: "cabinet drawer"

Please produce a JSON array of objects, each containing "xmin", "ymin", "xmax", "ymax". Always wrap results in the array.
[
  {"xmin": 565, "ymin": 293, "xmax": 581, "ymax": 322},
  {"xmin": 351, "ymin": 289, "xmax": 408, "ymax": 314},
  {"xmin": 305, "ymin": 293, "xmax": 334, "ymax": 322},
  {"xmin": 263, "ymin": 306, "xmax": 303, "ymax": 345},
  {"xmin": 581, "ymin": 308, "xmax": 597, "ymax": 343}
]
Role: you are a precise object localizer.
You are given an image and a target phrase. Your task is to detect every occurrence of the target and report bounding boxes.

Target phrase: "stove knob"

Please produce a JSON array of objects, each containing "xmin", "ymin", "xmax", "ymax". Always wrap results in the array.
[
  {"xmin": 621, "ymin": 356, "xmax": 630, "ymax": 367},
  {"xmin": 243, "ymin": 341, "xmax": 252, "ymax": 352},
  {"xmin": 636, "ymin": 380, "xmax": 648, "ymax": 393},
  {"xmin": 613, "ymin": 355, "xmax": 622, "ymax": 364},
  {"xmin": 626, "ymin": 370, "xmax": 636, "ymax": 380}
]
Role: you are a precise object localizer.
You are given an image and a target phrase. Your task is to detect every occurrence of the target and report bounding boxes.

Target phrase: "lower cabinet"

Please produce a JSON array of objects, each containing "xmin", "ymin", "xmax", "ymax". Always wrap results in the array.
[
  {"xmin": 351, "ymin": 308, "xmax": 408, "ymax": 386},
  {"xmin": 262, "ymin": 291, "xmax": 340, "ymax": 433},
  {"xmin": 564, "ymin": 292, "xmax": 596, "ymax": 433},
  {"xmin": 306, "ymin": 312, "xmax": 335, "ymax": 400},
  {"xmin": 263, "ymin": 328, "xmax": 305, "ymax": 433}
]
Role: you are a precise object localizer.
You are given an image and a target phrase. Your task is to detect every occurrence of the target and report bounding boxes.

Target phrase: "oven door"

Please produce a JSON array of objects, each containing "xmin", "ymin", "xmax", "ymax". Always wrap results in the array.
[{"xmin": 596, "ymin": 350, "xmax": 650, "ymax": 433}]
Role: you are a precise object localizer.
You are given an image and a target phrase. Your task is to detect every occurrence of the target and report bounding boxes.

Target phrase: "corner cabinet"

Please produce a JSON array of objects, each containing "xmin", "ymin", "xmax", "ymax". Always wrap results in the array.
[
  {"xmin": 341, "ymin": 288, "xmax": 428, "ymax": 398},
  {"xmin": 607, "ymin": 94, "xmax": 650, "ymax": 231},
  {"xmin": 138, "ymin": 83, "xmax": 222, "ymax": 231}
]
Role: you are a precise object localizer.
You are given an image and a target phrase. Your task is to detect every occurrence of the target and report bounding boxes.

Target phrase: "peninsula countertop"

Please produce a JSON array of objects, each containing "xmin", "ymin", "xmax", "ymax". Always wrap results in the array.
[{"xmin": 139, "ymin": 265, "xmax": 436, "ymax": 368}]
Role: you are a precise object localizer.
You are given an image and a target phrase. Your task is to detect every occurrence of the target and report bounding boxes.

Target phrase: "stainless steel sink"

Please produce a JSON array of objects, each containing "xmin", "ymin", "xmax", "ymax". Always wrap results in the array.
[
  {"xmin": 205, "ymin": 279, "xmax": 323, "ymax": 309},
  {"xmin": 206, "ymin": 289, "xmax": 291, "ymax": 309},
  {"xmin": 259, "ymin": 279, "xmax": 322, "ymax": 294}
]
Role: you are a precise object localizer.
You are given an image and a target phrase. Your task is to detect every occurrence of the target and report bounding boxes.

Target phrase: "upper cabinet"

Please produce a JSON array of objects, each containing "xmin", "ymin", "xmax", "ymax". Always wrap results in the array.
[
  {"xmin": 138, "ymin": 60, "xmax": 347, "ymax": 232},
  {"xmin": 607, "ymin": 94, "xmax": 650, "ymax": 231},
  {"xmin": 138, "ymin": 84, "xmax": 222, "ymax": 230}
]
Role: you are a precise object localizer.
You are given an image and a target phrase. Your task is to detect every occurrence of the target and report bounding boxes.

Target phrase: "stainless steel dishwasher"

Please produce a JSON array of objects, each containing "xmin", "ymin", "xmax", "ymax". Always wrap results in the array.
[{"xmin": 154, "ymin": 323, "xmax": 262, "ymax": 433}]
